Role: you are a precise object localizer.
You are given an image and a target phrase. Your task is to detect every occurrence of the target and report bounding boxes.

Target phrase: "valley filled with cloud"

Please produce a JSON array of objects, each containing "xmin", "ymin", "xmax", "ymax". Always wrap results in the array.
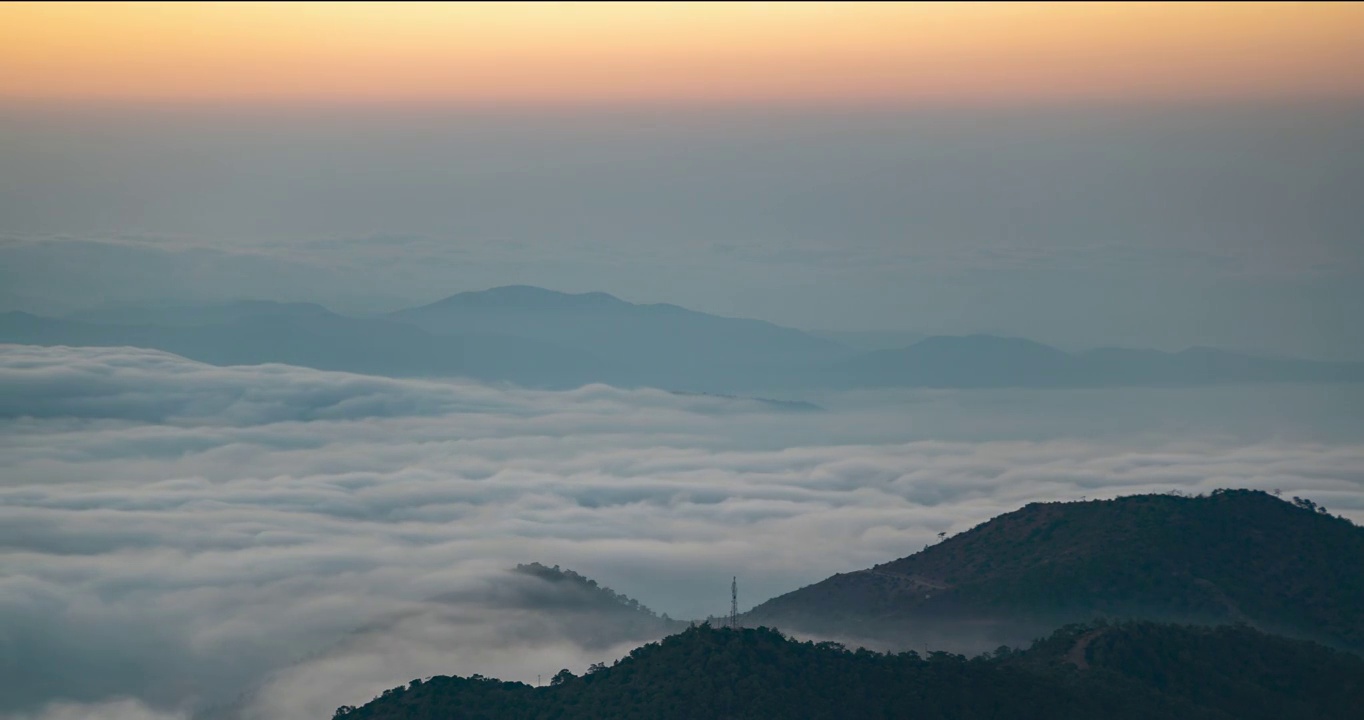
[{"xmin": 3, "ymin": 344, "xmax": 1362, "ymax": 720}]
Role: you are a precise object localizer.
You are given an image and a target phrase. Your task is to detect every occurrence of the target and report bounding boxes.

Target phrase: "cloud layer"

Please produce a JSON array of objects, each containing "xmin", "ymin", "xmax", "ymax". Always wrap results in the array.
[{"xmin": 2, "ymin": 344, "xmax": 1362, "ymax": 719}]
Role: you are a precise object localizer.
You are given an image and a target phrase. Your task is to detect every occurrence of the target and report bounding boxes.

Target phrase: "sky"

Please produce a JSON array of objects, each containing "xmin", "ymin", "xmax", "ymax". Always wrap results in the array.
[{"xmin": 2, "ymin": 2, "xmax": 1363, "ymax": 105}]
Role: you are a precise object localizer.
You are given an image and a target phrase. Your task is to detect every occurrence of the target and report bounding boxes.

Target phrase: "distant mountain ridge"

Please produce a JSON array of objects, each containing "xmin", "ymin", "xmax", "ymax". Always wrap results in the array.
[
  {"xmin": 745, "ymin": 490, "xmax": 1364, "ymax": 654},
  {"xmin": 399, "ymin": 285, "xmax": 630, "ymax": 310},
  {"xmin": 1, "ymin": 287, "xmax": 1361, "ymax": 391},
  {"xmin": 0, "ymin": 307, "xmax": 613, "ymax": 387},
  {"xmin": 387, "ymin": 286, "xmax": 853, "ymax": 391},
  {"xmin": 63, "ymin": 299, "xmax": 336, "ymax": 327}
]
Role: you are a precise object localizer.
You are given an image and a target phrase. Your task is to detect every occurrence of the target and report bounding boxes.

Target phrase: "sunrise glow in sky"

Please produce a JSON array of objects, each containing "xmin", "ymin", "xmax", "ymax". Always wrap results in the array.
[{"xmin": 2, "ymin": 1, "xmax": 1362, "ymax": 106}]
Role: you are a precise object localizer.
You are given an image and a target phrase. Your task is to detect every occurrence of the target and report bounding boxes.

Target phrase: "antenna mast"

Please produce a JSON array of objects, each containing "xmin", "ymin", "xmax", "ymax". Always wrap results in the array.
[{"xmin": 730, "ymin": 576, "xmax": 738, "ymax": 629}]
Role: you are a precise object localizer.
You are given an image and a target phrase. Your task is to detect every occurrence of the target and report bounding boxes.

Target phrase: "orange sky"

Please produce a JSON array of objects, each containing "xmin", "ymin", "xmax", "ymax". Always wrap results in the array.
[{"xmin": 1, "ymin": 2, "xmax": 1362, "ymax": 106}]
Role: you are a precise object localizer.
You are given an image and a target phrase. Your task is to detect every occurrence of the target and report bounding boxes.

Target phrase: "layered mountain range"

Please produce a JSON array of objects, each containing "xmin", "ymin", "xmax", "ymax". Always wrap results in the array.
[{"xmin": 3, "ymin": 286, "xmax": 1360, "ymax": 392}]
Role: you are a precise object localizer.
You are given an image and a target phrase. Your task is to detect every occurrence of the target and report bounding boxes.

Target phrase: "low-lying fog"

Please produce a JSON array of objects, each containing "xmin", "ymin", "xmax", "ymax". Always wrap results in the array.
[{"xmin": 3, "ymin": 344, "xmax": 1362, "ymax": 720}]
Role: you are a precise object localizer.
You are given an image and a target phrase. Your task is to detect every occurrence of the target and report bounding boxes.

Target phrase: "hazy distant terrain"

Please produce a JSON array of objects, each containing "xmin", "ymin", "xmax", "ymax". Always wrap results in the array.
[
  {"xmin": 5, "ymin": 100, "xmax": 1363, "ymax": 361},
  {"xmin": 3, "ymin": 286, "xmax": 1360, "ymax": 393},
  {"xmin": 388, "ymin": 285, "xmax": 851, "ymax": 390}
]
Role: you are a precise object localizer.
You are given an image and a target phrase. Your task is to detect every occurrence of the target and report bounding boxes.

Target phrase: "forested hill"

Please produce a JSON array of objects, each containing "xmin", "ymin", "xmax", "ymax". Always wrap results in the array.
[
  {"xmin": 510, "ymin": 563, "xmax": 685, "ymax": 630},
  {"xmin": 745, "ymin": 489, "xmax": 1364, "ymax": 652},
  {"xmin": 333, "ymin": 621, "xmax": 1364, "ymax": 720}
]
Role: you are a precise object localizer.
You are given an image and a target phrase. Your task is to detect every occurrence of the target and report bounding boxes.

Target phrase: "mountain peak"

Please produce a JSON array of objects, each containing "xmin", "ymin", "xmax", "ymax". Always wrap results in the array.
[
  {"xmin": 909, "ymin": 333, "xmax": 1071, "ymax": 355},
  {"xmin": 419, "ymin": 285, "xmax": 628, "ymax": 310},
  {"xmin": 746, "ymin": 489, "xmax": 1364, "ymax": 653}
]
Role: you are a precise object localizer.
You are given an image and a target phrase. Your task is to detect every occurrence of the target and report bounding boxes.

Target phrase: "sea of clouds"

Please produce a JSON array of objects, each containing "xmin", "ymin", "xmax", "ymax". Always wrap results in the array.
[{"xmin": 3, "ymin": 344, "xmax": 1363, "ymax": 720}]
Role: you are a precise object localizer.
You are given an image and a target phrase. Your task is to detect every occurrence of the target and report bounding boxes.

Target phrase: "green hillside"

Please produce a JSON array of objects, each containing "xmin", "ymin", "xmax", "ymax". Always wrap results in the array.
[
  {"xmin": 333, "ymin": 621, "xmax": 1364, "ymax": 720},
  {"xmin": 746, "ymin": 490, "xmax": 1364, "ymax": 651}
]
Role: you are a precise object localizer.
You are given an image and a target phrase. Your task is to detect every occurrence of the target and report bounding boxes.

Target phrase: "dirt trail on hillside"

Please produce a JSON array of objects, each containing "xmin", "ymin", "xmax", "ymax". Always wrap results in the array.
[{"xmin": 1066, "ymin": 628, "xmax": 1106, "ymax": 671}]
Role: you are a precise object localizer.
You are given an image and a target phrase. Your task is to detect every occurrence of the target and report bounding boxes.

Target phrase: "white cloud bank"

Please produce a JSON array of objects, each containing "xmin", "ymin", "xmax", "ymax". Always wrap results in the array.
[{"xmin": 2, "ymin": 344, "xmax": 1362, "ymax": 719}]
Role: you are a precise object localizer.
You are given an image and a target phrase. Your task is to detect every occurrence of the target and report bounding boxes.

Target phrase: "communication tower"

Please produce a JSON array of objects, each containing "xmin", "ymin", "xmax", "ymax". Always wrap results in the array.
[{"xmin": 730, "ymin": 576, "xmax": 738, "ymax": 629}]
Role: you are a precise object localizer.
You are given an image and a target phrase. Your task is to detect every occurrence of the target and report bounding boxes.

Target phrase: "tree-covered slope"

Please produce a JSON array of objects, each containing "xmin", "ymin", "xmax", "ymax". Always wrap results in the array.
[
  {"xmin": 334, "ymin": 621, "xmax": 1364, "ymax": 720},
  {"xmin": 746, "ymin": 490, "xmax": 1364, "ymax": 652},
  {"xmin": 506, "ymin": 563, "xmax": 686, "ymax": 635}
]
